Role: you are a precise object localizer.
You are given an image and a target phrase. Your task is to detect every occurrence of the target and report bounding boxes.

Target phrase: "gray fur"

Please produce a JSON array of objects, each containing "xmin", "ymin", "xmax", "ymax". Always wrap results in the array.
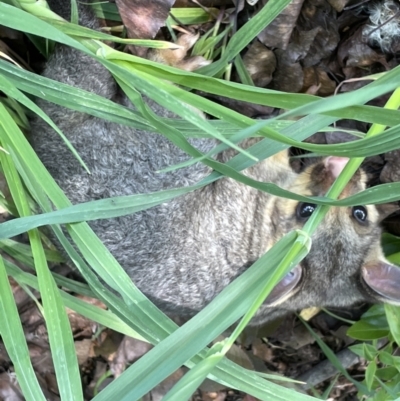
[{"xmin": 30, "ymin": 0, "xmax": 396, "ymax": 325}]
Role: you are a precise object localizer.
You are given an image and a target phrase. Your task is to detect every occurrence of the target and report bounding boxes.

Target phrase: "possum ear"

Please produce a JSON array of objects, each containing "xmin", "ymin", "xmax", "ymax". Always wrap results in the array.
[
  {"xmin": 265, "ymin": 265, "xmax": 302, "ymax": 306},
  {"xmin": 324, "ymin": 156, "xmax": 349, "ymax": 178},
  {"xmin": 362, "ymin": 261, "xmax": 400, "ymax": 303}
]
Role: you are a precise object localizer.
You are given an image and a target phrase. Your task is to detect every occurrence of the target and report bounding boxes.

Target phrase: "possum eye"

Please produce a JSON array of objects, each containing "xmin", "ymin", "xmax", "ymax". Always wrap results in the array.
[
  {"xmin": 352, "ymin": 206, "xmax": 368, "ymax": 223},
  {"xmin": 296, "ymin": 203, "xmax": 316, "ymax": 220}
]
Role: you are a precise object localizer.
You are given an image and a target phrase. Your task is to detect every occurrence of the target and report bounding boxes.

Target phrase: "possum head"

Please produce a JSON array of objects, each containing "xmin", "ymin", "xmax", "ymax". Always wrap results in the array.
[{"xmin": 255, "ymin": 156, "xmax": 400, "ymax": 324}]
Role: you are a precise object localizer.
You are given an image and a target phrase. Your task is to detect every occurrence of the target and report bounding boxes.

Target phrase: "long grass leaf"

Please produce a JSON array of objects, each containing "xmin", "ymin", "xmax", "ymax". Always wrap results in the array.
[
  {"xmin": 4, "ymin": 258, "xmax": 145, "ymax": 340},
  {"xmin": 0, "ymin": 257, "xmax": 46, "ymax": 401},
  {"xmin": 300, "ymin": 317, "xmax": 369, "ymax": 394},
  {"xmin": 199, "ymin": 0, "xmax": 292, "ymax": 76},
  {"xmin": 0, "ymin": 104, "xmax": 83, "ymax": 400}
]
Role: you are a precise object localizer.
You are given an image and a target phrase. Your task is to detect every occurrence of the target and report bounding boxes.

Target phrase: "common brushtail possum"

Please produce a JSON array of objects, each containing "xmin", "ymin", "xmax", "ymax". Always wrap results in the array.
[{"xmin": 30, "ymin": 0, "xmax": 400, "ymax": 325}]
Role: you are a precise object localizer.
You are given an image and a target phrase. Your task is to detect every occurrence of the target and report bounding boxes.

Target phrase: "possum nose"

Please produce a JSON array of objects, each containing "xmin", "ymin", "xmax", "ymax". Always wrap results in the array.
[{"xmin": 265, "ymin": 264, "xmax": 302, "ymax": 305}]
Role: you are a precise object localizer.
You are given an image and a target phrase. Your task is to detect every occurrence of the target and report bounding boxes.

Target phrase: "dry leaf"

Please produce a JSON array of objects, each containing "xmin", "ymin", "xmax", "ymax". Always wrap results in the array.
[
  {"xmin": 257, "ymin": 0, "xmax": 304, "ymax": 50},
  {"xmin": 243, "ymin": 41, "xmax": 276, "ymax": 87}
]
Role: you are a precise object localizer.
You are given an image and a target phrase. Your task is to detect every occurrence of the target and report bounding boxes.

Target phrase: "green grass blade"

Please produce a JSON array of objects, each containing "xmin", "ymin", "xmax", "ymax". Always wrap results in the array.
[
  {"xmin": 4, "ymin": 259, "xmax": 145, "ymax": 340},
  {"xmin": 28, "ymin": 230, "xmax": 84, "ymax": 401},
  {"xmin": 0, "ymin": 104, "xmax": 83, "ymax": 400},
  {"xmin": 0, "ymin": 256, "xmax": 46, "ymax": 401},
  {"xmin": 199, "ymin": 0, "xmax": 292, "ymax": 76},
  {"xmin": 0, "ymin": 59, "xmax": 151, "ymax": 131},
  {"xmin": 300, "ymin": 317, "xmax": 370, "ymax": 394}
]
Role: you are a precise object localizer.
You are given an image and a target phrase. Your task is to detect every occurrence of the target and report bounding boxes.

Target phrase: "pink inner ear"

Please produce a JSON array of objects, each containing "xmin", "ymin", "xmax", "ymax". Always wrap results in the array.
[
  {"xmin": 324, "ymin": 156, "xmax": 350, "ymax": 178},
  {"xmin": 362, "ymin": 262, "xmax": 400, "ymax": 302}
]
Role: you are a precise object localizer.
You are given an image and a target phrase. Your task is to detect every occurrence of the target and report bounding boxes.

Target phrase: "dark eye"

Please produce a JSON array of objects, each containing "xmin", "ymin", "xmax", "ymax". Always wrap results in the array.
[
  {"xmin": 296, "ymin": 203, "xmax": 316, "ymax": 220},
  {"xmin": 352, "ymin": 206, "xmax": 368, "ymax": 223}
]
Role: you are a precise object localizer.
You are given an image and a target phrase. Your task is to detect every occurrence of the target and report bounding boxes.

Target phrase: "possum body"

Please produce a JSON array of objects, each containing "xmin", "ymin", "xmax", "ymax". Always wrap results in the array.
[{"xmin": 30, "ymin": 0, "xmax": 400, "ymax": 325}]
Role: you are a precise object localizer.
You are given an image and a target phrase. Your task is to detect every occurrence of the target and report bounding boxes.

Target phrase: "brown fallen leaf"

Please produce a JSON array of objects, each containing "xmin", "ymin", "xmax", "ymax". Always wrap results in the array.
[
  {"xmin": 67, "ymin": 295, "xmax": 105, "ymax": 337},
  {"xmin": 298, "ymin": 0, "xmax": 340, "ymax": 67},
  {"xmin": 84, "ymin": 360, "xmax": 111, "ymax": 397},
  {"xmin": 257, "ymin": 0, "xmax": 304, "ymax": 50},
  {"xmin": 75, "ymin": 339, "xmax": 92, "ymax": 366},
  {"xmin": 151, "ymin": 32, "xmax": 210, "ymax": 71},
  {"xmin": 115, "ymin": 0, "xmax": 174, "ymax": 57},
  {"xmin": 0, "ymin": 372, "xmax": 26, "ymax": 401},
  {"xmin": 252, "ymin": 338, "xmax": 274, "ymax": 363},
  {"xmin": 142, "ymin": 369, "xmax": 185, "ymax": 401},
  {"xmin": 111, "ymin": 336, "xmax": 153, "ymax": 377},
  {"xmin": 270, "ymin": 54, "xmax": 303, "ymax": 93},
  {"xmin": 92, "ymin": 330, "xmax": 123, "ymax": 362},
  {"xmin": 116, "ymin": 0, "xmax": 174, "ymax": 40},
  {"xmin": 302, "ymin": 66, "xmax": 336, "ymax": 96},
  {"xmin": 337, "ymin": 26, "xmax": 388, "ymax": 69},
  {"xmin": 242, "ymin": 41, "xmax": 276, "ymax": 87},
  {"xmin": 339, "ymin": 67, "xmax": 376, "ymax": 93},
  {"xmin": 326, "ymin": 0, "xmax": 350, "ymax": 12},
  {"xmin": 281, "ymin": 323, "xmax": 316, "ymax": 350}
]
